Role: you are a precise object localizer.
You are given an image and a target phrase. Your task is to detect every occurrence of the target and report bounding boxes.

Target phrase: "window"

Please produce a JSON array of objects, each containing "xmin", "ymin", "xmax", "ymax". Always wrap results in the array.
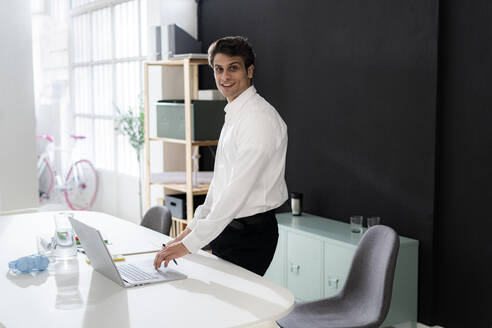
[{"xmin": 70, "ymin": 0, "xmax": 147, "ymax": 175}]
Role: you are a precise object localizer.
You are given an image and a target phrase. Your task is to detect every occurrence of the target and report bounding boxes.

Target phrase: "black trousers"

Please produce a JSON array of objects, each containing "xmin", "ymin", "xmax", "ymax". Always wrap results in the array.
[{"xmin": 210, "ymin": 209, "xmax": 279, "ymax": 276}]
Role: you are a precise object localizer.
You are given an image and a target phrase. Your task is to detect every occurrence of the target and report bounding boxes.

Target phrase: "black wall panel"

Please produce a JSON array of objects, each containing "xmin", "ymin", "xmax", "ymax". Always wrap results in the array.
[
  {"xmin": 434, "ymin": 1, "xmax": 492, "ymax": 327},
  {"xmin": 199, "ymin": 0, "xmax": 438, "ymax": 323}
]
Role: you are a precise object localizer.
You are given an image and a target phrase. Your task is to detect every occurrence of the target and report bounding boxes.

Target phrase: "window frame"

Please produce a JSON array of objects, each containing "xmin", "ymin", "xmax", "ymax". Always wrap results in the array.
[{"xmin": 69, "ymin": 0, "xmax": 146, "ymax": 175}]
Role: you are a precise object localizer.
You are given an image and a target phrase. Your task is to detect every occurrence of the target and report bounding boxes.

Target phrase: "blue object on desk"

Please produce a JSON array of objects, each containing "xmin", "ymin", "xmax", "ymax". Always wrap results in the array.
[{"xmin": 8, "ymin": 254, "xmax": 49, "ymax": 273}]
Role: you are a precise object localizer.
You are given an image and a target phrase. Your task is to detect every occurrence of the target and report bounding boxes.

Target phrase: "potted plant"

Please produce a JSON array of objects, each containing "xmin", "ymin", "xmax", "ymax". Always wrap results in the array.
[{"xmin": 114, "ymin": 95, "xmax": 145, "ymax": 219}]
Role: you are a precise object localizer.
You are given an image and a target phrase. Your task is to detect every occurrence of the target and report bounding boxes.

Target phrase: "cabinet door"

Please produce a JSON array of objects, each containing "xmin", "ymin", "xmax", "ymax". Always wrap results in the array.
[
  {"xmin": 324, "ymin": 242, "xmax": 354, "ymax": 298},
  {"xmin": 286, "ymin": 232, "xmax": 323, "ymax": 301},
  {"xmin": 264, "ymin": 228, "xmax": 285, "ymax": 287}
]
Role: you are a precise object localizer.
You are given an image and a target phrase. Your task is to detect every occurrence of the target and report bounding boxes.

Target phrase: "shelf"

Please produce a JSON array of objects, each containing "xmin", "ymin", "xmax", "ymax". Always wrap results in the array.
[
  {"xmin": 145, "ymin": 58, "xmax": 209, "ymax": 66},
  {"xmin": 148, "ymin": 137, "xmax": 218, "ymax": 146},
  {"xmin": 171, "ymin": 217, "xmax": 188, "ymax": 225},
  {"xmin": 152, "ymin": 183, "xmax": 210, "ymax": 195},
  {"xmin": 144, "ymin": 56, "xmax": 211, "ymax": 235}
]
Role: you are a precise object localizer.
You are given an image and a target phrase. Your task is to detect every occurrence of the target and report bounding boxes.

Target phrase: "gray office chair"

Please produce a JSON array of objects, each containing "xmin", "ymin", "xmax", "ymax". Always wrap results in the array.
[
  {"xmin": 141, "ymin": 206, "xmax": 172, "ymax": 236},
  {"xmin": 277, "ymin": 225, "xmax": 400, "ymax": 328}
]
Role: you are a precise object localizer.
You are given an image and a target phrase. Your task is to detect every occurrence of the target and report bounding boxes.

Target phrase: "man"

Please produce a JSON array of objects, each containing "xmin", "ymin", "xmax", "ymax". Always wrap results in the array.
[{"xmin": 154, "ymin": 36, "xmax": 288, "ymax": 276}]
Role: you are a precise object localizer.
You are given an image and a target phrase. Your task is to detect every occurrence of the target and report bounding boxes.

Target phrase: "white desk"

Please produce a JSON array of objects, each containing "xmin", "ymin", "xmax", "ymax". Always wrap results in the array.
[{"xmin": 0, "ymin": 211, "xmax": 294, "ymax": 328}]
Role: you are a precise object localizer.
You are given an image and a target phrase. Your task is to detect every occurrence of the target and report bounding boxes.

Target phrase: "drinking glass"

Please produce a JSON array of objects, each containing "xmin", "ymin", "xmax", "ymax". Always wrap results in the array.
[
  {"xmin": 367, "ymin": 216, "xmax": 381, "ymax": 228},
  {"xmin": 36, "ymin": 234, "xmax": 54, "ymax": 257},
  {"xmin": 350, "ymin": 215, "xmax": 363, "ymax": 233}
]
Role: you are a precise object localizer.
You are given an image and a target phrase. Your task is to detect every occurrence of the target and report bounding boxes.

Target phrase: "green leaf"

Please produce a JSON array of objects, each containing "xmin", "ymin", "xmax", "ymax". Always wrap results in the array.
[{"xmin": 113, "ymin": 94, "xmax": 145, "ymax": 153}]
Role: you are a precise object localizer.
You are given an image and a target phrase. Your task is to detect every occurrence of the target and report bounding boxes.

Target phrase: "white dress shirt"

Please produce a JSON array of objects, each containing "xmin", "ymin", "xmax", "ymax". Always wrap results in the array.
[{"xmin": 182, "ymin": 85, "xmax": 288, "ymax": 254}]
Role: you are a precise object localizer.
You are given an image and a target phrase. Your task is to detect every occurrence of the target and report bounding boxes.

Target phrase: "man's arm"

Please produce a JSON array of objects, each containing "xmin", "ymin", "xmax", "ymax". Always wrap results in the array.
[
  {"xmin": 154, "ymin": 112, "xmax": 280, "ymax": 267},
  {"xmin": 154, "ymin": 171, "xmax": 216, "ymax": 267},
  {"xmin": 167, "ymin": 175, "xmax": 216, "ymax": 245},
  {"xmin": 166, "ymin": 227, "xmax": 191, "ymax": 246}
]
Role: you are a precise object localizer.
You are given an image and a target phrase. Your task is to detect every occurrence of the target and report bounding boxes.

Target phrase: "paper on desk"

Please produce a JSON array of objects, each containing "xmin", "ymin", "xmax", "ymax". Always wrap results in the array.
[{"xmin": 106, "ymin": 241, "xmax": 162, "ymax": 256}]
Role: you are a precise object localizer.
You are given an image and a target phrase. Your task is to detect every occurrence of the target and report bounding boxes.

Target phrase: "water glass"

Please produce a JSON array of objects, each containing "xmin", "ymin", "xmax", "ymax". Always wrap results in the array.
[
  {"xmin": 53, "ymin": 212, "xmax": 77, "ymax": 259},
  {"xmin": 367, "ymin": 216, "xmax": 381, "ymax": 228},
  {"xmin": 36, "ymin": 234, "xmax": 54, "ymax": 257},
  {"xmin": 350, "ymin": 215, "xmax": 363, "ymax": 233}
]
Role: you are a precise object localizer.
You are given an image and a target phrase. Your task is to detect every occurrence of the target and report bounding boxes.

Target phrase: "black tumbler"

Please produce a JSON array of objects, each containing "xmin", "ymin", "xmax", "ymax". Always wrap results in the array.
[{"xmin": 291, "ymin": 192, "xmax": 303, "ymax": 216}]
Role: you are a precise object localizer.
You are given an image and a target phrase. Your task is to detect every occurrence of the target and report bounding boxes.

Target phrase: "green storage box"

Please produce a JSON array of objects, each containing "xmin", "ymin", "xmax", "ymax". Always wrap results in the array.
[{"xmin": 156, "ymin": 100, "xmax": 226, "ymax": 140}]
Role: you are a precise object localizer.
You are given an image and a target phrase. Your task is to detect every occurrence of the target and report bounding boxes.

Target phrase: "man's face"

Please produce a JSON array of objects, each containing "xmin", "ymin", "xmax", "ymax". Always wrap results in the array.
[{"xmin": 213, "ymin": 53, "xmax": 254, "ymax": 103}]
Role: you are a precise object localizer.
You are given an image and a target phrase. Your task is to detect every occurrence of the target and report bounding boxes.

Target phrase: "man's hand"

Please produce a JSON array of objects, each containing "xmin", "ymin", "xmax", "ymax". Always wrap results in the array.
[
  {"xmin": 154, "ymin": 242, "xmax": 190, "ymax": 269},
  {"xmin": 164, "ymin": 239, "xmax": 180, "ymax": 248}
]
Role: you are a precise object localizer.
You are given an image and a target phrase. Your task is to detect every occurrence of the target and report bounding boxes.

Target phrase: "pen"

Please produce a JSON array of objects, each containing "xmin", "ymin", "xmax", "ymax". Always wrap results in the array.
[{"xmin": 162, "ymin": 243, "xmax": 178, "ymax": 265}]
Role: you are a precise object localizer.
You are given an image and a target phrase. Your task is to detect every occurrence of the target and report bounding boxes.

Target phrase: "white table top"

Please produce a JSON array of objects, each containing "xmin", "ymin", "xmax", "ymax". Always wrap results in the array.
[{"xmin": 0, "ymin": 211, "xmax": 293, "ymax": 328}]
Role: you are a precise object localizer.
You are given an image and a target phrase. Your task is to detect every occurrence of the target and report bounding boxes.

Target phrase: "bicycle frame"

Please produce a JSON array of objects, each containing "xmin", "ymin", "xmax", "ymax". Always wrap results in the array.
[{"xmin": 36, "ymin": 134, "xmax": 98, "ymax": 210}]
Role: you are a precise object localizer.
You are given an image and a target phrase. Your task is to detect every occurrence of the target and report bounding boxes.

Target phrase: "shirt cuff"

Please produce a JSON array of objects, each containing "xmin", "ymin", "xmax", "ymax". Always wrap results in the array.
[
  {"xmin": 187, "ymin": 217, "xmax": 198, "ymax": 230},
  {"xmin": 181, "ymin": 230, "xmax": 203, "ymax": 254}
]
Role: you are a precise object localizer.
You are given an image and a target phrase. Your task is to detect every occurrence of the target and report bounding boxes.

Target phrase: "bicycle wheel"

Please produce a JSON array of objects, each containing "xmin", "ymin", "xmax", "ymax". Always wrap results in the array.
[
  {"xmin": 64, "ymin": 159, "xmax": 98, "ymax": 210},
  {"xmin": 38, "ymin": 157, "xmax": 54, "ymax": 201}
]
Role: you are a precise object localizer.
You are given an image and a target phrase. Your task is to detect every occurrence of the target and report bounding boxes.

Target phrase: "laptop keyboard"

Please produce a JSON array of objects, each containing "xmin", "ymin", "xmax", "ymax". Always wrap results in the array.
[{"xmin": 118, "ymin": 263, "xmax": 155, "ymax": 282}]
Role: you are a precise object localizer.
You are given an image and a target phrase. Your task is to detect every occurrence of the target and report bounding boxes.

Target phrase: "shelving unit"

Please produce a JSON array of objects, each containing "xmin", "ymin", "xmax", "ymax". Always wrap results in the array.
[{"xmin": 143, "ymin": 58, "xmax": 218, "ymax": 235}]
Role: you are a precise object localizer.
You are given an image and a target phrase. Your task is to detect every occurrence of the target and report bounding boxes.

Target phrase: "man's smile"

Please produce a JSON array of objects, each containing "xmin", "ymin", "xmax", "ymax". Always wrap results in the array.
[{"xmin": 221, "ymin": 82, "xmax": 235, "ymax": 88}]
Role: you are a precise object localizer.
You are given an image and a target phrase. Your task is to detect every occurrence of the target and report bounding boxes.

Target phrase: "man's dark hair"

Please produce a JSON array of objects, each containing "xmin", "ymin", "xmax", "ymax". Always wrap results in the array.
[{"xmin": 208, "ymin": 36, "xmax": 256, "ymax": 69}]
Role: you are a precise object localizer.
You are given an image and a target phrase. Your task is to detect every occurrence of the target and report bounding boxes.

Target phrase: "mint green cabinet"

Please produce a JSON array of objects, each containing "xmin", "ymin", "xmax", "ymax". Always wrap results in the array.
[
  {"xmin": 323, "ymin": 241, "xmax": 354, "ymax": 298},
  {"xmin": 266, "ymin": 213, "xmax": 418, "ymax": 327},
  {"xmin": 286, "ymin": 232, "xmax": 323, "ymax": 301}
]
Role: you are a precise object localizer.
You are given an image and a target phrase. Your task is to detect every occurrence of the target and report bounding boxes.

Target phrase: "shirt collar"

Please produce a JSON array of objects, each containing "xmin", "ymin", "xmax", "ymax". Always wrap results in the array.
[{"xmin": 224, "ymin": 85, "xmax": 256, "ymax": 114}]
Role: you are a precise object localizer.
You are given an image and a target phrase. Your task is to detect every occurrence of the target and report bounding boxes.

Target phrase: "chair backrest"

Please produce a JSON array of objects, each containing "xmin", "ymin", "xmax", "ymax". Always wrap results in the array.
[
  {"xmin": 141, "ymin": 206, "xmax": 172, "ymax": 236},
  {"xmin": 340, "ymin": 225, "xmax": 400, "ymax": 326}
]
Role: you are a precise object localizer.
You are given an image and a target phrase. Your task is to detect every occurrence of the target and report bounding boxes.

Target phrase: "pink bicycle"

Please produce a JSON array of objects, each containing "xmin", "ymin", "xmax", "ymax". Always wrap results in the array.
[{"xmin": 36, "ymin": 134, "xmax": 98, "ymax": 210}]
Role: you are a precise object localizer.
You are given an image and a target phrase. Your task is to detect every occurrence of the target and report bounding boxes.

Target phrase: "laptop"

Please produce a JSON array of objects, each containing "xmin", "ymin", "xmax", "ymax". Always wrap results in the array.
[{"xmin": 69, "ymin": 217, "xmax": 187, "ymax": 287}]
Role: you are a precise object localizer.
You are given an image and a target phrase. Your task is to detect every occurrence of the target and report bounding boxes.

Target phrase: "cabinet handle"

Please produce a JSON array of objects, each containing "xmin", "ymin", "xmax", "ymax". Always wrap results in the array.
[
  {"xmin": 327, "ymin": 277, "xmax": 339, "ymax": 289},
  {"xmin": 289, "ymin": 263, "xmax": 300, "ymax": 275}
]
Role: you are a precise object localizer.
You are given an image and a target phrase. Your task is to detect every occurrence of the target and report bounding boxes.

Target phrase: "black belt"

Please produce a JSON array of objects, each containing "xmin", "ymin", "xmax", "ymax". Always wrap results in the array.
[{"xmin": 228, "ymin": 209, "xmax": 275, "ymax": 230}]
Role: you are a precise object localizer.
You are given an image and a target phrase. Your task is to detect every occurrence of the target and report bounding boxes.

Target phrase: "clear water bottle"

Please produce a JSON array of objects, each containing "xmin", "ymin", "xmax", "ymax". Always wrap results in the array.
[{"xmin": 53, "ymin": 212, "xmax": 77, "ymax": 259}]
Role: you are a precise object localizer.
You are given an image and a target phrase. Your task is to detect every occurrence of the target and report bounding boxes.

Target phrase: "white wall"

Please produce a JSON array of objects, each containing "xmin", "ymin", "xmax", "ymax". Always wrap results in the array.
[
  {"xmin": 0, "ymin": 1, "xmax": 38, "ymax": 212},
  {"xmin": 161, "ymin": 0, "xmax": 198, "ymax": 39},
  {"xmin": 31, "ymin": 3, "xmax": 70, "ymax": 162}
]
